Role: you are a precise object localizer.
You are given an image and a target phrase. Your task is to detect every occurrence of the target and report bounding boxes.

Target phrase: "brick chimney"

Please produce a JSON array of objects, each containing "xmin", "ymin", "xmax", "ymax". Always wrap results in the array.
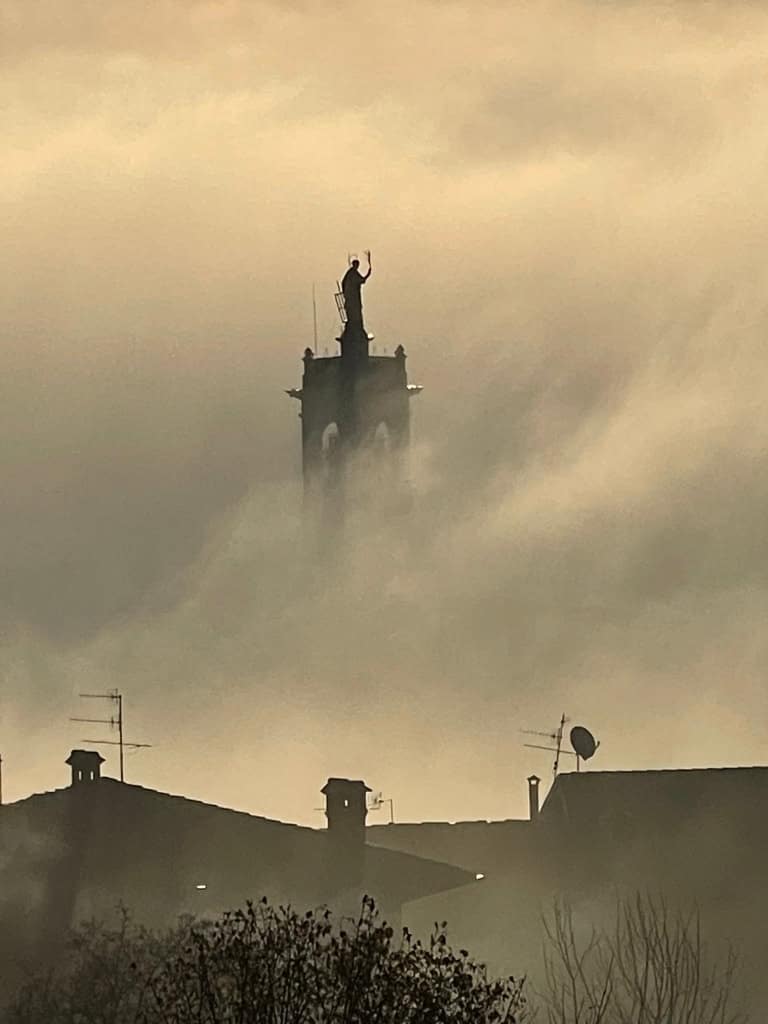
[
  {"xmin": 66, "ymin": 749, "xmax": 105, "ymax": 786},
  {"xmin": 527, "ymin": 774, "xmax": 541, "ymax": 822}
]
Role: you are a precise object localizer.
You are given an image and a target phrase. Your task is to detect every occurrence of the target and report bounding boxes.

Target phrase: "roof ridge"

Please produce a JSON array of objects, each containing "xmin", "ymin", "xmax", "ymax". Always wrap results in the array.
[
  {"xmin": 3, "ymin": 778, "xmax": 314, "ymax": 832},
  {"xmin": 96, "ymin": 777, "xmax": 317, "ymax": 830},
  {"xmin": 367, "ymin": 819, "xmax": 528, "ymax": 827},
  {"xmin": 555, "ymin": 765, "xmax": 768, "ymax": 777}
]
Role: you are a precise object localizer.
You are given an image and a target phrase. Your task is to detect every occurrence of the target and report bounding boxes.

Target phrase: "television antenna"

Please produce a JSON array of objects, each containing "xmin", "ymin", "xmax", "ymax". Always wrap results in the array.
[
  {"xmin": 70, "ymin": 690, "xmax": 151, "ymax": 783},
  {"xmin": 312, "ymin": 282, "xmax": 318, "ymax": 349},
  {"xmin": 521, "ymin": 714, "xmax": 600, "ymax": 778},
  {"xmin": 522, "ymin": 712, "xmax": 569, "ymax": 778},
  {"xmin": 524, "ymin": 712, "xmax": 602, "ymax": 774},
  {"xmin": 368, "ymin": 790, "xmax": 395, "ymax": 824}
]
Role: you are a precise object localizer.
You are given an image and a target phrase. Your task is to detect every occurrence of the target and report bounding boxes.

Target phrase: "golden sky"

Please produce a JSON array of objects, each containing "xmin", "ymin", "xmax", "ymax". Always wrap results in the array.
[{"xmin": 2, "ymin": 1, "xmax": 768, "ymax": 824}]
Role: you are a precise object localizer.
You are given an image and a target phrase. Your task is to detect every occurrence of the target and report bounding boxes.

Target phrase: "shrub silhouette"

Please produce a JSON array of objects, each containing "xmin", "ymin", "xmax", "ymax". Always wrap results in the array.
[{"xmin": 8, "ymin": 896, "xmax": 526, "ymax": 1024}]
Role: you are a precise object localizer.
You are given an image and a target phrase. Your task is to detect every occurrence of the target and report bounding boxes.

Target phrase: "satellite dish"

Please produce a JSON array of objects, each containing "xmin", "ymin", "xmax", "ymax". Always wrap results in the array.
[{"xmin": 570, "ymin": 726, "xmax": 598, "ymax": 761}]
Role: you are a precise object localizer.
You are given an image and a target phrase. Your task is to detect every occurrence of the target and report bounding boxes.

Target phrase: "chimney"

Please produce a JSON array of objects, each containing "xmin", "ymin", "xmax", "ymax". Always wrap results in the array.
[
  {"xmin": 321, "ymin": 778, "xmax": 371, "ymax": 891},
  {"xmin": 527, "ymin": 774, "xmax": 541, "ymax": 822},
  {"xmin": 66, "ymin": 749, "xmax": 105, "ymax": 787},
  {"xmin": 321, "ymin": 778, "xmax": 371, "ymax": 844}
]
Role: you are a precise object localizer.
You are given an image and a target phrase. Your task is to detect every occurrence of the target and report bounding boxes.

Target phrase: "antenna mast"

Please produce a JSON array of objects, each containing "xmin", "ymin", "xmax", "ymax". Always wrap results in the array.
[
  {"xmin": 521, "ymin": 712, "xmax": 572, "ymax": 780},
  {"xmin": 522, "ymin": 714, "xmax": 600, "ymax": 779},
  {"xmin": 70, "ymin": 690, "xmax": 151, "ymax": 782},
  {"xmin": 312, "ymin": 282, "xmax": 318, "ymax": 349},
  {"xmin": 368, "ymin": 791, "xmax": 395, "ymax": 824},
  {"xmin": 553, "ymin": 712, "xmax": 566, "ymax": 776}
]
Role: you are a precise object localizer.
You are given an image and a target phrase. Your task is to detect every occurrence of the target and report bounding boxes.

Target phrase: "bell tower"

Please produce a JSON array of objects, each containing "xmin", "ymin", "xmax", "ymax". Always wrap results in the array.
[{"xmin": 287, "ymin": 256, "xmax": 421, "ymax": 516}]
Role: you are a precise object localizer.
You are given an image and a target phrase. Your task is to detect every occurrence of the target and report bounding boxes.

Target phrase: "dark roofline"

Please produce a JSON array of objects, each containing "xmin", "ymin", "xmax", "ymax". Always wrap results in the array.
[
  {"xmin": 1, "ymin": 776, "xmax": 317, "ymax": 834},
  {"xmin": 368, "ymin": 845, "xmax": 476, "ymax": 889},
  {"xmin": 367, "ymin": 819, "xmax": 530, "ymax": 830},
  {"xmin": 551, "ymin": 765, "xmax": 768, "ymax": 777},
  {"xmin": 540, "ymin": 764, "xmax": 768, "ymax": 817},
  {"xmin": 546, "ymin": 765, "xmax": 768, "ymax": 791},
  {"xmin": 0, "ymin": 777, "xmax": 477, "ymax": 892},
  {"xmin": 365, "ymin": 766, "xmax": 768, "ymax": 832}
]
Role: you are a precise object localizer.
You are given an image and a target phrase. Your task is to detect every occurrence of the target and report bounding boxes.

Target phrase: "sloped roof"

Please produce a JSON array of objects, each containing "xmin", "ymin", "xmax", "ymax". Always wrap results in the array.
[
  {"xmin": 540, "ymin": 766, "xmax": 768, "ymax": 828},
  {"xmin": 0, "ymin": 778, "xmax": 474, "ymax": 916},
  {"xmin": 0, "ymin": 777, "xmax": 312, "ymax": 836},
  {"xmin": 367, "ymin": 819, "xmax": 532, "ymax": 875}
]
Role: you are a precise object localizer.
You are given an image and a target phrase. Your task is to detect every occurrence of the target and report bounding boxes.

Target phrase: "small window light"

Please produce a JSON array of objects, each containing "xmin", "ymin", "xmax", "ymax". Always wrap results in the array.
[
  {"xmin": 195, "ymin": 883, "xmax": 207, "ymax": 890},
  {"xmin": 475, "ymin": 873, "xmax": 485, "ymax": 881}
]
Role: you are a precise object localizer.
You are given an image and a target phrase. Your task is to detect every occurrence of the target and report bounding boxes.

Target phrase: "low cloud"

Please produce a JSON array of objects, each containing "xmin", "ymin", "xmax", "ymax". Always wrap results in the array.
[{"xmin": 2, "ymin": 0, "xmax": 767, "ymax": 823}]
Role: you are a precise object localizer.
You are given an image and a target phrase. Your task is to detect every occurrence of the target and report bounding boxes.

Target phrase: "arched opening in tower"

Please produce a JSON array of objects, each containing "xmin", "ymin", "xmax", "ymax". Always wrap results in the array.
[
  {"xmin": 372, "ymin": 421, "xmax": 391, "ymax": 452},
  {"xmin": 321, "ymin": 422, "xmax": 341, "ymax": 486}
]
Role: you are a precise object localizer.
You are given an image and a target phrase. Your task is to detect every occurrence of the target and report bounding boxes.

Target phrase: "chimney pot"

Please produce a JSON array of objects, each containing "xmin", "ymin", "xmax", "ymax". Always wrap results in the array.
[
  {"xmin": 321, "ymin": 778, "xmax": 371, "ymax": 845},
  {"xmin": 527, "ymin": 774, "xmax": 541, "ymax": 822},
  {"xmin": 65, "ymin": 749, "xmax": 105, "ymax": 787}
]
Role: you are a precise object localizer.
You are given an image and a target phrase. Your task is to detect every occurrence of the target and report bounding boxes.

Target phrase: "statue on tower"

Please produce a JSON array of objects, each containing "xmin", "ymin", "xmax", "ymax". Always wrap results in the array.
[{"xmin": 340, "ymin": 250, "xmax": 372, "ymax": 336}]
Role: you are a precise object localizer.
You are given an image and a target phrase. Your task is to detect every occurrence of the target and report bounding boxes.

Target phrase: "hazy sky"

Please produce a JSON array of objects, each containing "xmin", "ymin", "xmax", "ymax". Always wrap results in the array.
[{"xmin": 2, "ymin": 0, "xmax": 767, "ymax": 824}]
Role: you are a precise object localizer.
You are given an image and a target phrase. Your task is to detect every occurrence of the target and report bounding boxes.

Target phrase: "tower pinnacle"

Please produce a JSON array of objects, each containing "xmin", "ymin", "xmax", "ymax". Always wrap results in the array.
[{"xmin": 287, "ymin": 256, "xmax": 420, "ymax": 518}]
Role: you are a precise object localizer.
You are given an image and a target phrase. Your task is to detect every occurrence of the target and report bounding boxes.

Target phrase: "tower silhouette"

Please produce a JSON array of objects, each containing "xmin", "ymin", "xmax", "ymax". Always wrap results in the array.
[{"xmin": 287, "ymin": 265, "xmax": 421, "ymax": 521}]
